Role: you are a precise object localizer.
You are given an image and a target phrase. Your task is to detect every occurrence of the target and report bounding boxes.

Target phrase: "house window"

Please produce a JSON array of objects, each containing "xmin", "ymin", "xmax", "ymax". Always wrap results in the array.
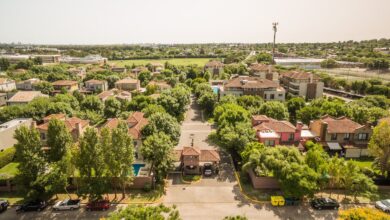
[
  {"xmin": 289, "ymin": 133, "xmax": 294, "ymax": 141},
  {"xmin": 278, "ymin": 94, "xmax": 283, "ymax": 97},
  {"xmin": 270, "ymin": 94, "xmax": 275, "ymax": 100},
  {"xmin": 264, "ymin": 140, "xmax": 275, "ymax": 146},
  {"xmin": 264, "ymin": 94, "xmax": 267, "ymax": 99},
  {"xmin": 331, "ymin": 134, "xmax": 337, "ymax": 141},
  {"xmin": 40, "ymin": 132, "xmax": 46, "ymax": 140},
  {"xmin": 344, "ymin": 133, "xmax": 350, "ymax": 140},
  {"xmin": 358, "ymin": 133, "xmax": 368, "ymax": 140}
]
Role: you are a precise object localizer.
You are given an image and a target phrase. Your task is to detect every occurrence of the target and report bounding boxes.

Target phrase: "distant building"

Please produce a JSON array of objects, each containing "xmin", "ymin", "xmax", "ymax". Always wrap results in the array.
[
  {"xmin": 249, "ymin": 63, "xmax": 279, "ymax": 82},
  {"xmin": 68, "ymin": 67, "xmax": 86, "ymax": 79},
  {"xmin": 0, "ymin": 54, "xmax": 60, "ymax": 64},
  {"xmin": 110, "ymin": 67, "xmax": 127, "ymax": 74},
  {"xmin": 114, "ymin": 78, "xmax": 140, "ymax": 92},
  {"xmin": 0, "ymin": 78, "xmax": 16, "ymax": 92},
  {"xmin": 309, "ymin": 115, "xmax": 372, "ymax": 158},
  {"xmin": 204, "ymin": 60, "xmax": 224, "ymax": 76},
  {"xmin": 0, "ymin": 54, "xmax": 30, "ymax": 64},
  {"xmin": 220, "ymin": 76, "xmax": 285, "ymax": 101},
  {"xmin": 147, "ymin": 81, "xmax": 171, "ymax": 91},
  {"xmin": 84, "ymin": 79, "xmax": 108, "ymax": 93},
  {"xmin": 52, "ymin": 80, "xmax": 79, "ymax": 93},
  {"xmin": 7, "ymin": 91, "xmax": 48, "ymax": 105},
  {"xmin": 0, "ymin": 118, "xmax": 33, "ymax": 150},
  {"xmin": 280, "ymin": 71, "xmax": 324, "ymax": 99},
  {"xmin": 150, "ymin": 62, "xmax": 164, "ymax": 72},
  {"xmin": 60, "ymin": 55, "xmax": 107, "ymax": 64},
  {"xmin": 252, "ymin": 115, "xmax": 302, "ymax": 146},
  {"xmin": 16, "ymin": 78, "xmax": 41, "ymax": 91},
  {"xmin": 131, "ymin": 66, "xmax": 148, "ymax": 76},
  {"xmin": 275, "ymin": 58, "xmax": 323, "ymax": 69},
  {"xmin": 36, "ymin": 114, "xmax": 89, "ymax": 144},
  {"xmin": 33, "ymin": 54, "xmax": 61, "ymax": 64}
]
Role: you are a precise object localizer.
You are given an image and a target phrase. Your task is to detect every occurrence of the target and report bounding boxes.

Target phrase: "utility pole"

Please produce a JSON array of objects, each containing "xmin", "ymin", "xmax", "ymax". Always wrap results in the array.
[{"xmin": 272, "ymin": 22, "xmax": 278, "ymax": 64}]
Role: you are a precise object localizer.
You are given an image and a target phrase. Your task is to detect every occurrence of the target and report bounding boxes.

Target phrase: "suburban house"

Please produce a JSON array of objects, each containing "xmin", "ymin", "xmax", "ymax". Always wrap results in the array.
[
  {"xmin": 52, "ymin": 80, "xmax": 79, "ymax": 93},
  {"xmin": 7, "ymin": 91, "xmax": 48, "ymax": 105},
  {"xmin": 252, "ymin": 115, "xmax": 302, "ymax": 146},
  {"xmin": 309, "ymin": 115, "xmax": 373, "ymax": 158},
  {"xmin": 150, "ymin": 62, "xmax": 164, "ymax": 72},
  {"xmin": 114, "ymin": 78, "xmax": 140, "ymax": 92},
  {"xmin": 110, "ymin": 66, "xmax": 127, "ymax": 74},
  {"xmin": 16, "ymin": 78, "xmax": 41, "ymax": 90},
  {"xmin": 84, "ymin": 79, "xmax": 108, "ymax": 93},
  {"xmin": 102, "ymin": 112, "xmax": 148, "ymax": 161},
  {"xmin": 0, "ymin": 78, "xmax": 16, "ymax": 92},
  {"xmin": 280, "ymin": 71, "xmax": 324, "ymax": 99},
  {"xmin": 220, "ymin": 76, "xmax": 285, "ymax": 101},
  {"xmin": 97, "ymin": 88, "xmax": 132, "ymax": 102},
  {"xmin": 0, "ymin": 93, "xmax": 7, "ymax": 106},
  {"xmin": 176, "ymin": 146, "xmax": 221, "ymax": 175},
  {"xmin": 249, "ymin": 63, "xmax": 279, "ymax": 82},
  {"xmin": 0, "ymin": 118, "xmax": 33, "ymax": 151},
  {"xmin": 36, "ymin": 114, "xmax": 89, "ymax": 145},
  {"xmin": 204, "ymin": 60, "xmax": 224, "ymax": 76},
  {"xmin": 147, "ymin": 81, "xmax": 172, "ymax": 91},
  {"xmin": 68, "ymin": 67, "xmax": 86, "ymax": 79},
  {"xmin": 131, "ymin": 66, "xmax": 148, "ymax": 77}
]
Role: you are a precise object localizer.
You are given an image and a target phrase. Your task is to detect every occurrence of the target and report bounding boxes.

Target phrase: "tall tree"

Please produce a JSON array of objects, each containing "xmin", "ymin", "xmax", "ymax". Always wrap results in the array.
[
  {"xmin": 14, "ymin": 126, "xmax": 46, "ymax": 200},
  {"xmin": 256, "ymin": 101, "xmax": 289, "ymax": 120},
  {"xmin": 104, "ymin": 97, "xmax": 122, "ymax": 118},
  {"xmin": 141, "ymin": 112, "xmax": 181, "ymax": 145},
  {"xmin": 141, "ymin": 132, "xmax": 174, "ymax": 182},
  {"xmin": 47, "ymin": 119, "xmax": 72, "ymax": 162},
  {"xmin": 368, "ymin": 121, "xmax": 390, "ymax": 178},
  {"xmin": 287, "ymin": 97, "xmax": 306, "ymax": 122}
]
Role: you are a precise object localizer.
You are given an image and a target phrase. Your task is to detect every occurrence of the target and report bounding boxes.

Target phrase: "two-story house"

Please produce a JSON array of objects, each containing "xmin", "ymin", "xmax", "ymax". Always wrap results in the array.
[
  {"xmin": 309, "ymin": 115, "xmax": 372, "ymax": 158},
  {"xmin": 249, "ymin": 63, "xmax": 279, "ymax": 82},
  {"xmin": 16, "ymin": 78, "xmax": 41, "ymax": 91},
  {"xmin": 0, "ymin": 78, "xmax": 16, "ymax": 92},
  {"xmin": 102, "ymin": 112, "xmax": 148, "ymax": 162},
  {"xmin": 280, "ymin": 71, "xmax": 324, "ymax": 99},
  {"xmin": 176, "ymin": 146, "xmax": 220, "ymax": 175},
  {"xmin": 52, "ymin": 80, "xmax": 79, "ymax": 93},
  {"xmin": 204, "ymin": 60, "xmax": 224, "ymax": 77},
  {"xmin": 36, "ymin": 114, "xmax": 89, "ymax": 147},
  {"xmin": 84, "ymin": 79, "xmax": 108, "ymax": 93},
  {"xmin": 252, "ymin": 115, "xmax": 302, "ymax": 146},
  {"xmin": 114, "ymin": 78, "xmax": 140, "ymax": 92},
  {"xmin": 220, "ymin": 76, "xmax": 285, "ymax": 101},
  {"xmin": 7, "ymin": 91, "xmax": 48, "ymax": 106}
]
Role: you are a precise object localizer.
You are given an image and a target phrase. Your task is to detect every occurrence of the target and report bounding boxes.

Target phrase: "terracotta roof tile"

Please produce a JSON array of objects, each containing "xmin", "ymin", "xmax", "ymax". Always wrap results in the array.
[
  {"xmin": 249, "ymin": 63, "xmax": 275, "ymax": 72},
  {"xmin": 253, "ymin": 115, "xmax": 296, "ymax": 133},
  {"xmin": 225, "ymin": 76, "xmax": 278, "ymax": 89},
  {"xmin": 182, "ymin": 146, "xmax": 201, "ymax": 156},
  {"xmin": 281, "ymin": 71, "xmax": 320, "ymax": 80},
  {"xmin": 200, "ymin": 150, "xmax": 220, "ymax": 162},
  {"xmin": 52, "ymin": 80, "xmax": 78, "ymax": 86},
  {"xmin": 7, "ymin": 91, "xmax": 47, "ymax": 103},
  {"xmin": 320, "ymin": 115, "xmax": 364, "ymax": 133}
]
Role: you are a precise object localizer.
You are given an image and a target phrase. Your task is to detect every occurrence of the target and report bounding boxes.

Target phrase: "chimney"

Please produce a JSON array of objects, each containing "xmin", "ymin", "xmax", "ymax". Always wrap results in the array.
[
  {"xmin": 76, "ymin": 122, "xmax": 83, "ymax": 138},
  {"xmin": 320, "ymin": 122, "xmax": 328, "ymax": 141}
]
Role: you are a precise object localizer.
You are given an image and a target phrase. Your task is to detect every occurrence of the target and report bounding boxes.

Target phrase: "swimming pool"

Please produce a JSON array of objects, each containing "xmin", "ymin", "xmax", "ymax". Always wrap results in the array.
[
  {"xmin": 212, "ymin": 86, "xmax": 219, "ymax": 94},
  {"xmin": 132, "ymin": 163, "xmax": 145, "ymax": 176}
]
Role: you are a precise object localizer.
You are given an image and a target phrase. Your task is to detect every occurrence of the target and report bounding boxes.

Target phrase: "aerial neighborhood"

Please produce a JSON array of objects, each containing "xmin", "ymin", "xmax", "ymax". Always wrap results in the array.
[{"xmin": 0, "ymin": 5, "xmax": 390, "ymax": 217}]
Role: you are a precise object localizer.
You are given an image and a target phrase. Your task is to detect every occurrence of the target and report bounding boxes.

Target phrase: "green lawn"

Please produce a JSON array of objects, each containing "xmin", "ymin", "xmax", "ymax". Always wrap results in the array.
[
  {"xmin": 109, "ymin": 58, "xmax": 214, "ymax": 67},
  {"xmin": 0, "ymin": 162, "xmax": 19, "ymax": 180}
]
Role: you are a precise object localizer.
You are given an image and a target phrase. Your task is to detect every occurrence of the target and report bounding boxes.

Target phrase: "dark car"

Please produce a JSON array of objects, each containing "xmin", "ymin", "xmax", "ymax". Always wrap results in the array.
[
  {"xmin": 203, "ymin": 163, "xmax": 213, "ymax": 177},
  {"xmin": 86, "ymin": 200, "xmax": 110, "ymax": 211},
  {"xmin": 311, "ymin": 198, "xmax": 340, "ymax": 210},
  {"xmin": 16, "ymin": 200, "xmax": 47, "ymax": 212},
  {"xmin": 0, "ymin": 200, "xmax": 9, "ymax": 212}
]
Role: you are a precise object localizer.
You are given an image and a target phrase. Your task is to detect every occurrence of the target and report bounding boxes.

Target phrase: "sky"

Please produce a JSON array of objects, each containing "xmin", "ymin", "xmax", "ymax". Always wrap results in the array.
[{"xmin": 0, "ymin": 0, "xmax": 389, "ymax": 44}]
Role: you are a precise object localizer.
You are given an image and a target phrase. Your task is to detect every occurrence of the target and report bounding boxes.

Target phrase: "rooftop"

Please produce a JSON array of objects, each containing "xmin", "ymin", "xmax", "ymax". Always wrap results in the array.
[
  {"xmin": 225, "ymin": 76, "xmax": 279, "ymax": 89},
  {"xmin": 281, "ymin": 71, "xmax": 320, "ymax": 80},
  {"xmin": 318, "ymin": 115, "xmax": 365, "ymax": 133},
  {"xmin": 205, "ymin": 60, "xmax": 224, "ymax": 68},
  {"xmin": 52, "ymin": 80, "xmax": 78, "ymax": 86},
  {"xmin": 7, "ymin": 91, "xmax": 47, "ymax": 103},
  {"xmin": 0, "ymin": 118, "xmax": 31, "ymax": 132}
]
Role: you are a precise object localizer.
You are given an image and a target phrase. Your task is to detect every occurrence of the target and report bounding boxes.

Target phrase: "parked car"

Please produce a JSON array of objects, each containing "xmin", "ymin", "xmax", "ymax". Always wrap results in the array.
[
  {"xmin": 16, "ymin": 200, "xmax": 47, "ymax": 212},
  {"xmin": 375, "ymin": 199, "xmax": 390, "ymax": 213},
  {"xmin": 86, "ymin": 200, "xmax": 110, "ymax": 211},
  {"xmin": 0, "ymin": 200, "xmax": 9, "ymax": 212},
  {"xmin": 310, "ymin": 198, "xmax": 340, "ymax": 210},
  {"xmin": 53, "ymin": 199, "xmax": 81, "ymax": 211},
  {"xmin": 203, "ymin": 163, "xmax": 213, "ymax": 177}
]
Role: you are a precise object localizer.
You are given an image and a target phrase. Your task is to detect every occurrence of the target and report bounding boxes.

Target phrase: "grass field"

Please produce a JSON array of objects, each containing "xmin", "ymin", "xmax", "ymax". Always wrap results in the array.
[
  {"xmin": 0, "ymin": 162, "xmax": 19, "ymax": 180},
  {"xmin": 109, "ymin": 58, "xmax": 213, "ymax": 67}
]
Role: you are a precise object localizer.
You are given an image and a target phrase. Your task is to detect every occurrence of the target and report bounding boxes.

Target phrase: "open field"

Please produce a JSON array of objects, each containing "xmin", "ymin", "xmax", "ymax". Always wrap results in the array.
[
  {"xmin": 320, "ymin": 68, "xmax": 390, "ymax": 83},
  {"xmin": 109, "ymin": 58, "xmax": 213, "ymax": 67}
]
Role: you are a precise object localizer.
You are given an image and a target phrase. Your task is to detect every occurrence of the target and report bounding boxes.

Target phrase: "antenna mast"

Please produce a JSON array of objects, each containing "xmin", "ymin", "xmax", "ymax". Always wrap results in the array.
[{"xmin": 272, "ymin": 22, "xmax": 278, "ymax": 64}]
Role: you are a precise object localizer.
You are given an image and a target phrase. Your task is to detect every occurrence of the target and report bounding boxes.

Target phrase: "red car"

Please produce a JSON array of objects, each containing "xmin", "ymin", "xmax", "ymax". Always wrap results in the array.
[{"xmin": 86, "ymin": 200, "xmax": 110, "ymax": 211}]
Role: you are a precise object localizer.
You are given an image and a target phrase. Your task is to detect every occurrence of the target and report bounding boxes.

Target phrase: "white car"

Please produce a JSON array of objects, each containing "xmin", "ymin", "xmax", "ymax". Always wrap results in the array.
[
  {"xmin": 375, "ymin": 199, "xmax": 390, "ymax": 213},
  {"xmin": 53, "ymin": 199, "xmax": 81, "ymax": 211}
]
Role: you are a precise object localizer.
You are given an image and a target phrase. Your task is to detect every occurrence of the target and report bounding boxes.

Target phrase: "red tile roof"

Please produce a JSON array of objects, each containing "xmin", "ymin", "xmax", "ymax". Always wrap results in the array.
[
  {"xmin": 182, "ymin": 146, "xmax": 201, "ymax": 156},
  {"xmin": 225, "ymin": 76, "xmax": 278, "ymax": 89},
  {"xmin": 200, "ymin": 150, "xmax": 220, "ymax": 162},
  {"xmin": 253, "ymin": 115, "xmax": 296, "ymax": 133},
  {"xmin": 37, "ymin": 116, "xmax": 89, "ymax": 131},
  {"xmin": 52, "ymin": 80, "xmax": 78, "ymax": 86},
  {"xmin": 320, "ymin": 115, "xmax": 364, "ymax": 133},
  {"xmin": 281, "ymin": 71, "xmax": 320, "ymax": 80},
  {"xmin": 249, "ymin": 63, "xmax": 275, "ymax": 72},
  {"xmin": 102, "ymin": 112, "xmax": 148, "ymax": 139}
]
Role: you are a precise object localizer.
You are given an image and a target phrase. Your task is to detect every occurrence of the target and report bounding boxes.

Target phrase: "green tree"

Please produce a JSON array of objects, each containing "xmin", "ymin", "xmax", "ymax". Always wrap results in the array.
[
  {"xmin": 81, "ymin": 95, "xmax": 104, "ymax": 113},
  {"xmin": 104, "ymin": 97, "xmax": 122, "ymax": 118},
  {"xmin": 297, "ymin": 106, "xmax": 322, "ymax": 124},
  {"xmin": 157, "ymin": 85, "xmax": 191, "ymax": 121},
  {"xmin": 368, "ymin": 121, "xmax": 390, "ymax": 177},
  {"xmin": 127, "ymin": 95, "xmax": 155, "ymax": 111},
  {"xmin": 34, "ymin": 81, "xmax": 54, "ymax": 94},
  {"xmin": 257, "ymin": 101, "xmax": 289, "ymax": 120},
  {"xmin": 237, "ymin": 95, "xmax": 264, "ymax": 113},
  {"xmin": 14, "ymin": 126, "xmax": 46, "ymax": 200},
  {"xmin": 138, "ymin": 70, "xmax": 152, "ymax": 87},
  {"xmin": 141, "ymin": 132, "xmax": 174, "ymax": 182},
  {"xmin": 141, "ymin": 104, "xmax": 166, "ymax": 117},
  {"xmin": 197, "ymin": 92, "xmax": 217, "ymax": 116},
  {"xmin": 218, "ymin": 122, "xmax": 255, "ymax": 153},
  {"xmin": 0, "ymin": 58, "xmax": 10, "ymax": 71},
  {"xmin": 287, "ymin": 97, "xmax": 306, "ymax": 122},
  {"xmin": 141, "ymin": 112, "xmax": 181, "ymax": 145},
  {"xmin": 320, "ymin": 59, "xmax": 338, "ymax": 68},
  {"xmin": 256, "ymin": 52, "xmax": 273, "ymax": 64},
  {"xmin": 47, "ymin": 119, "xmax": 73, "ymax": 162}
]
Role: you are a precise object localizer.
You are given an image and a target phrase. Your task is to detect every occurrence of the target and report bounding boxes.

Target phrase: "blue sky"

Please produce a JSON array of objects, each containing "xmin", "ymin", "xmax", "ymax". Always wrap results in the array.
[{"xmin": 0, "ymin": 0, "xmax": 389, "ymax": 44}]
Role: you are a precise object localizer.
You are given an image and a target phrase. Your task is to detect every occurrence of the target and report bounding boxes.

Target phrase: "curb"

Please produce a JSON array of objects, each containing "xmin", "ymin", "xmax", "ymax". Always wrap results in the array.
[
  {"xmin": 234, "ymin": 171, "xmax": 269, "ymax": 204},
  {"xmin": 180, "ymin": 174, "xmax": 203, "ymax": 184}
]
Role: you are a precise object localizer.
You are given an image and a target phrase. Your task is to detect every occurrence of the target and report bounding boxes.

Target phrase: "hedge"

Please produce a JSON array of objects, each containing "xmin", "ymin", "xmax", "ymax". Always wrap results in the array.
[{"xmin": 0, "ymin": 147, "xmax": 16, "ymax": 169}]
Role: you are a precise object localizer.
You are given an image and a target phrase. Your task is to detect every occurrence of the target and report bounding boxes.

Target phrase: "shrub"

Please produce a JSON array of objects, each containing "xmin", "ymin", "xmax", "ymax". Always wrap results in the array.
[
  {"xmin": 0, "ymin": 147, "xmax": 16, "ymax": 169},
  {"xmin": 143, "ymin": 183, "xmax": 151, "ymax": 192}
]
